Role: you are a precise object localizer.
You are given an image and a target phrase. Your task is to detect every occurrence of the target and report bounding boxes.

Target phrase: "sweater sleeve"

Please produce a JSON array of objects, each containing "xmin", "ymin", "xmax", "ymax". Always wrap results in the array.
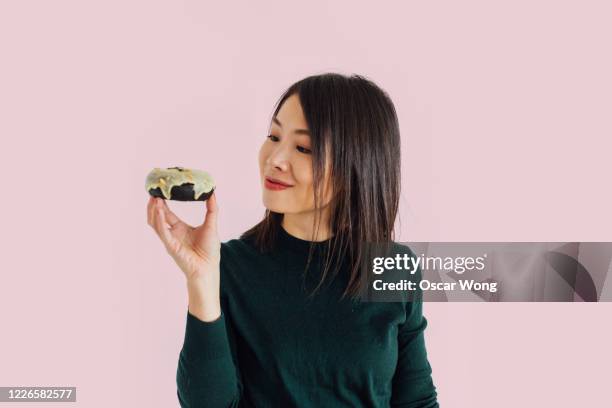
[
  {"xmin": 176, "ymin": 309, "xmax": 242, "ymax": 408},
  {"xmin": 390, "ymin": 300, "xmax": 439, "ymax": 408},
  {"xmin": 390, "ymin": 245, "xmax": 439, "ymax": 407}
]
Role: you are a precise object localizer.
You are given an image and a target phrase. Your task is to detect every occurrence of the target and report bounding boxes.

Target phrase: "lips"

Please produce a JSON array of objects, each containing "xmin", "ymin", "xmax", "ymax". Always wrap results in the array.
[
  {"xmin": 265, "ymin": 177, "xmax": 293, "ymax": 187},
  {"xmin": 264, "ymin": 176, "xmax": 293, "ymax": 191}
]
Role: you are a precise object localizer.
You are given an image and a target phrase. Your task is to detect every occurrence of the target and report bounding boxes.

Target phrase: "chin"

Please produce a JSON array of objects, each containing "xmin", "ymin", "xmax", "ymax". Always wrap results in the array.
[{"xmin": 261, "ymin": 197, "xmax": 287, "ymax": 214}]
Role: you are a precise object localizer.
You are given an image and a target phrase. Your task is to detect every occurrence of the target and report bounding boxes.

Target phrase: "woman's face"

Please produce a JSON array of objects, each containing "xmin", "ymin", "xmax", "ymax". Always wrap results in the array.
[{"xmin": 258, "ymin": 93, "xmax": 333, "ymax": 215}]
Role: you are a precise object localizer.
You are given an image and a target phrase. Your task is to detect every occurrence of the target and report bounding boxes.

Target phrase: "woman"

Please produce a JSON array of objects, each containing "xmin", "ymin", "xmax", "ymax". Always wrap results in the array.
[{"xmin": 147, "ymin": 73, "xmax": 439, "ymax": 407}]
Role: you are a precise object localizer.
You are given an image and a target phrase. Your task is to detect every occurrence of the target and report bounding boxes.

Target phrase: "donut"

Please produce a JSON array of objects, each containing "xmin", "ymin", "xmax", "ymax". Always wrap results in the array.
[{"xmin": 145, "ymin": 167, "xmax": 215, "ymax": 201}]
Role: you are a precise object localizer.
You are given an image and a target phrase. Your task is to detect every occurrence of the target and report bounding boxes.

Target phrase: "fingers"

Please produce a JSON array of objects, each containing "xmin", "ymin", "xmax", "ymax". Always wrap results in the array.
[
  {"xmin": 147, "ymin": 197, "xmax": 164, "ymax": 229},
  {"xmin": 159, "ymin": 198, "xmax": 183, "ymax": 228},
  {"xmin": 147, "ymin": 196, "xmax": 156, "ymax": 227},
  {"xmin": 154, "ymin": 202, "xmax": 180, "ymax": 255},
  {"xmin": 148, "ymin": 196, "xmax": 190, "ymax": 230},
  {"xmin": 147, "ymin": 196, "xmax": 179, "ymax": 254},
  {"xmin": 203, "ymin": 191, "xmax": 218, "ymax": 232}
]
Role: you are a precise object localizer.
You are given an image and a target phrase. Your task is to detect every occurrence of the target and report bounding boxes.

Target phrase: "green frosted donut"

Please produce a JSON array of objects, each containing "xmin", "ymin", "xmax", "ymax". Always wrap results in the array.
[{"xmin": 145, "ymin": 166, "xmax": 215, "ymax": 201}]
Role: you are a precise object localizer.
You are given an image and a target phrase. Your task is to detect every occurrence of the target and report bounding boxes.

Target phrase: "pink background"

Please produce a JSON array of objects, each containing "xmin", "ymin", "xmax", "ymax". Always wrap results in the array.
[{"xmin": 1, "ymin": 1, "xmax": 611, "ymax": 406}]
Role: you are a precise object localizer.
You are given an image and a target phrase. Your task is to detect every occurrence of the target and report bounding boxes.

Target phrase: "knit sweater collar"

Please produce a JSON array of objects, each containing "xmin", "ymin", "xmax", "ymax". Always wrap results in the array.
[{"xmin": 277, "ymin": 223, "xmax": 335, "ymax": 254}]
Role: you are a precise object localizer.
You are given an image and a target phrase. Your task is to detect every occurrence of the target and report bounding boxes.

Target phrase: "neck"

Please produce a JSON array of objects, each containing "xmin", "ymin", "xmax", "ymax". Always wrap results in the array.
[{"xmin": 282, "ymin": 211, "xmax": 333, "ymax": 242}]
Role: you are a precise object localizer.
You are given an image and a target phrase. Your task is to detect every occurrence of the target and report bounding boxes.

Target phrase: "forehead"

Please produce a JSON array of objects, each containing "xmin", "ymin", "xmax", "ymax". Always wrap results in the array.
[{"xmin": 273, "ymin": 94, "xmax": 309, "ymax": 130}]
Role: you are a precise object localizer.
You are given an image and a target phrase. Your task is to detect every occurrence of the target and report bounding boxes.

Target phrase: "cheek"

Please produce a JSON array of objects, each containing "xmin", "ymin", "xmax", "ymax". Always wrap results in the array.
[
  {"xmin": 293, "ymin": 159, "xmax": 313, "ymax": 189},
  {"xmin": 258, "ymin": 143, "xmax": 268, "ymax": 172},
  {"xmin": 293, "ymin": 161, "xmax": 320, "ymax": 208}
]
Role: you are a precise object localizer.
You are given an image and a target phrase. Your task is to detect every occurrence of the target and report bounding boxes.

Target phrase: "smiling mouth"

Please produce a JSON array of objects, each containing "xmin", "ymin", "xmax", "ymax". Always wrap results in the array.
[{"xmin": 264, "ymin": 177, "xmax": 293, "ymax": 190}]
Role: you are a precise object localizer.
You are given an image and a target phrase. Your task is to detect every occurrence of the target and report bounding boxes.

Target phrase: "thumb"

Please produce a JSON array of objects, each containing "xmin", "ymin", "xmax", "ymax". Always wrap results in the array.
[{"xmin": 203, "ymin": 190, "xmax": 218, "ymax": 232}]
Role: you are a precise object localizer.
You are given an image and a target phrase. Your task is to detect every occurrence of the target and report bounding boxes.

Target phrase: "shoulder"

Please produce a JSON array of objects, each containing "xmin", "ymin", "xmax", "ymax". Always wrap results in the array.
[
  {"xmin": 220, "ymin": 237, "xmax": 262, "ymax": 269},
  {"xmin": 221, "ymin": 237, "xmax": 255, "ymax": 258},
  {"xmin": 390, "ymin": 242, "xmax": 421, "ymax": 272},
  {"xmin": 390, "ymin": 241, "xmax": 416, "ymax": 256},
  {"xmin": 218, "ymin": 238, "xmax": 251, "ymax": 298},
  {"xmin": 389, "ymin": 242, "xmax": 424, "ymax": 307},
  {"xmin": 391, "ymin": 243, "xmax": 427, "ymax": 320},
  {"xmin": 219, "ymin": 235, "xmax": 276, "ymax": 287}
]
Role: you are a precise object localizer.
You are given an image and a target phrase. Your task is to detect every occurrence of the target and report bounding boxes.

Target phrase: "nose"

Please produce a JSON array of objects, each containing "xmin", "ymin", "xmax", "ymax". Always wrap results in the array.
[{"xmin": 266, "ymin": 142, "xmax": 291, "ymax": 172}]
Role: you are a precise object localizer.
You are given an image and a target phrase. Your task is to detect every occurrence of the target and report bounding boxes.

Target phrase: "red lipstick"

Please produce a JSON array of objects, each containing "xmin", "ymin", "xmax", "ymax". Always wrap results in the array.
[{"xmin": 264, "ymin": 177, "xmax": 293, "ymax": 191}]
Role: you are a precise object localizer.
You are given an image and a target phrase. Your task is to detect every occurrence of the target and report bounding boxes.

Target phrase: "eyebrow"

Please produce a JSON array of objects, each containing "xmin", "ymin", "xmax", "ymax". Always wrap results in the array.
[{"xmin": 272, "ymin": 117, "xmax": 311, "ymax": 136}]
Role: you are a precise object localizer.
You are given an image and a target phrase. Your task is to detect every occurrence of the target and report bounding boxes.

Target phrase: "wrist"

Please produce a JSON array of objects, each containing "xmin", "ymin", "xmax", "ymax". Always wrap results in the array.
[
  {"xmin": 186, "ymin": 280, "xmax": 221, "ymax": 322},
  {"xmin": 188, "ymin": 301, "xmax": 221, "ymax": 322}
]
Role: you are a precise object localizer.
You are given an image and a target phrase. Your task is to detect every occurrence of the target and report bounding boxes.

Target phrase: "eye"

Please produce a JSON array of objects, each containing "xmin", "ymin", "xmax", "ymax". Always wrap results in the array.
[
  {"xmin": 267, "ymin": 134, "xmax": 280, "ymax": 142},
  {"xmin": 296, "ymin": 146, "xmax": 312, "ymax": 154}
]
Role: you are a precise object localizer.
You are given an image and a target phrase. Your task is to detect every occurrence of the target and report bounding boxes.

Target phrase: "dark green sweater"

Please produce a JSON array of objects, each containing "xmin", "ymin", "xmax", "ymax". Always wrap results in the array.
[{"xmin": 176, "ymin": 224, "xmax": 439, "ymax": 407}]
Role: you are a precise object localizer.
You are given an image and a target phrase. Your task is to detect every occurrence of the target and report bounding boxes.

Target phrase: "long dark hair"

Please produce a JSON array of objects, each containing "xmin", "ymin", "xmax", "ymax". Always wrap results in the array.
[{"xmin": 241, "ymin": 72, "xmax": 401, "ymax": 300}]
